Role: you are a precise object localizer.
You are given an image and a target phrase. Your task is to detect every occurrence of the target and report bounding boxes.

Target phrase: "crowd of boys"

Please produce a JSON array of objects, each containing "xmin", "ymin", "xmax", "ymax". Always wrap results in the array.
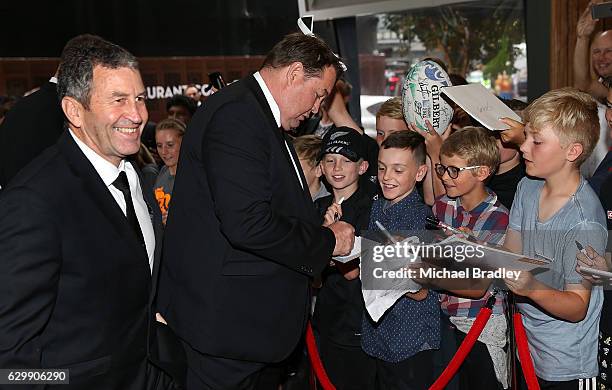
[{"xmin": 293, "ymin": 79, "xmax": 610, "ymax": 390}]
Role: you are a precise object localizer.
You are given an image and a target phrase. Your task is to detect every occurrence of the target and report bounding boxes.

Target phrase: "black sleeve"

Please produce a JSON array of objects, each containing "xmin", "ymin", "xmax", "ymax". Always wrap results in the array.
[
  {"xmin": 0, "ymin": 187, "xmax": 61, "ymax": 373},
  {"xmin": 314, "ymin": 195, "xmax": 333, "ymax": 224},
  {"xmin": 202, "ymin": 102, "xmax": 335, "ymax": 276},
  {"xmin": 0, "ymin": 82, "xmax": 64, "ymax": 187}
]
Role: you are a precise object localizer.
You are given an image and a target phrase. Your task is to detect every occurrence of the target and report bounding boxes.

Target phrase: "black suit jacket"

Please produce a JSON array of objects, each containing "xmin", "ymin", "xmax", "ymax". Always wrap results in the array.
[
  {"xmin": 0, "ymin": 81, "xmax": 65, "ymax": 188},
  {"xmin": 157, "ymin": 75, "xmax": 336, "ymax": 363},
  {"xmin": 0, "ymin": 131, "xmax": 164, "ymax": 390}
]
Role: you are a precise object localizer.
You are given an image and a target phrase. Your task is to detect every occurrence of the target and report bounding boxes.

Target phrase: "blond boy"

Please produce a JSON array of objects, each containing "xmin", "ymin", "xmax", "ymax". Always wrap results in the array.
[
  {"xmin": 432, "ymin": 126, "xmax": 509, "ymax": 388},
  {"xmin": 375, "ymin": 97, "xmax": 409, "ymax": 147},
  {"xmin": 504, "ymin": 88, "xmax": 607, "ymax": 387}
]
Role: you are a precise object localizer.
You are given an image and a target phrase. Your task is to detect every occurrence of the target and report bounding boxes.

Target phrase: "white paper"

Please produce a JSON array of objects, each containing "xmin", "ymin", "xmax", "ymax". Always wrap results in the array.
[
  {"xmin": 441, "ymin": 83, "xmax": 522, "ymax": 130},
  {"xmin": 362, "ymin": 282, "xmax": 421, "ymax": 322},
  {"xmin": 361, "ymin": 236, "xmax": 422, "ymax": 322},
  {"xmin": 434, "ymin": 235, "xmax": 550, "ymax": 271},
  {"xmin": 577, "ymin": 265, "xmax": 612, "ymax": 280}
]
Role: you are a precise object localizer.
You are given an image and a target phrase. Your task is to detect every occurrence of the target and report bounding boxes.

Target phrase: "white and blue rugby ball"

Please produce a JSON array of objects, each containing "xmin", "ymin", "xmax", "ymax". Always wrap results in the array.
[{"xmin": 402, "ymin": 60, "xmax": 453, "ymax": 134}]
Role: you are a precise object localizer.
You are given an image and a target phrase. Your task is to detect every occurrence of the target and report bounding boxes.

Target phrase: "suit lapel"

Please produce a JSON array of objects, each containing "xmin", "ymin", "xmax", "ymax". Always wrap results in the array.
[
  {"xmin": 244, "ymin": 75, "xmax": 309, "ymax": 197},
  {"xmin": 58, "ymin": 131, "xmax": 150, "ymax": 265},
  {"xmin": 244, "ymin": 75, "xmax": 283, "ymax": 142},
  {"xmin": 283, "ymin": 133, "xmax": 313, "ymax": 202},
  {"xmin": 132, "ymin": 160, "xmax": 164, "ymax": 303}
]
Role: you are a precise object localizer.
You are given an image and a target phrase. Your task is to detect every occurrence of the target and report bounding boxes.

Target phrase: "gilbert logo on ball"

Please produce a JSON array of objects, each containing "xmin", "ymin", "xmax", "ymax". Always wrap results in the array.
[{"xmin": 402, "ymin": 60, "xmax": 453, "ymax": 134}]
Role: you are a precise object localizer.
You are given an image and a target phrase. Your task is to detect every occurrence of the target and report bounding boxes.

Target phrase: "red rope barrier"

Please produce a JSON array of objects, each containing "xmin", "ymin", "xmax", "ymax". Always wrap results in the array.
[
  {"xmin": 429, "ymin": 306, "xmax": 493, "ymax": 390},
  {"xmin": 514, "ymin": 313, "xmax": 540, "ymax": 390},
  {"xmin": 305, "ymin": 298, "xmax": 540, "ymax": 390},
  {"xmin": 305, "ymin": 322, "xmax": 336, "ymax": 390}
]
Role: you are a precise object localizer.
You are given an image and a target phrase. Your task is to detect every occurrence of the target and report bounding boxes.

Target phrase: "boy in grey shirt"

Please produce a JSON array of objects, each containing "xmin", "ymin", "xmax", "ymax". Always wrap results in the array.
[{"xmin": 504, "ymin": 88, "xmax": 607, "ymax": 388}]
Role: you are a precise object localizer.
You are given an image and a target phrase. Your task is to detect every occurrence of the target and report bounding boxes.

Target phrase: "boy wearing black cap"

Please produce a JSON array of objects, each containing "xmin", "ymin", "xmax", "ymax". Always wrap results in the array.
[{"xmin": 312, "ymin": 126, "xmax": 376, "ymax": 389}]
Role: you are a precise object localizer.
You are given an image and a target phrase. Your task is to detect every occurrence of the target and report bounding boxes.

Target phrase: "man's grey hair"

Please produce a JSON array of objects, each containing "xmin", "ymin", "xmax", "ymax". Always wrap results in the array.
[{"xmin": 57, "ymin": 34, "xmax": 139, "ymax": 109}]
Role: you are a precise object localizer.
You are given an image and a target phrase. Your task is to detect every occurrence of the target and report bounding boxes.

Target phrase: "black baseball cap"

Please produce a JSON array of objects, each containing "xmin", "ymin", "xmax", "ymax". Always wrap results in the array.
[{"xmin": 319, "ymin": 126, "xmax": 365, "ymax": 162}]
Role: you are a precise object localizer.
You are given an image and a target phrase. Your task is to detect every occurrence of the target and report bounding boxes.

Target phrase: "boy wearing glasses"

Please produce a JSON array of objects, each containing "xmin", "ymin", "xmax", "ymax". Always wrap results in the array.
[
  {"xmin": 432, "ymin": 126, "xmax": 509, "ymax": 389},
  {"xmin": 503, "ymin": 88, "xmax": 606, "ymax": 389}
]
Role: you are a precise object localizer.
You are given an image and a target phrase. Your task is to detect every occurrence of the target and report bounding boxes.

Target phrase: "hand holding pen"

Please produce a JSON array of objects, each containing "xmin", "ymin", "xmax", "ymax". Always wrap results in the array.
[
  {"xmin": 575, "ymin": 241, "xmax": 610, "ymax": 283},
  {"xmin": 322, "ymin": 196, "xmax": 345, "ymax": 227},
  {"xmin": 425, "ymin": 216, "xmax": 477, "ymax": 241},
  {"xmin": 334, "ymin": 197, "xmax": 345, "ymax": 222}
]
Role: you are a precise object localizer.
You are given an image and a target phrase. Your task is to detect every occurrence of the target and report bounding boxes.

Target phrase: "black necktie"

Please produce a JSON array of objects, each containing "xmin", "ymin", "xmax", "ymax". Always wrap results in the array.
[{"xmin": 112, "ymin": 171, "xmax": 146, "ymax": 248}]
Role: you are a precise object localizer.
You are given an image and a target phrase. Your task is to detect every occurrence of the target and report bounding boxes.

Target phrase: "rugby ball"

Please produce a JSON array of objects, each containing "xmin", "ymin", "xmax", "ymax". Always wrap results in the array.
[{"xmin": 402, "ymin": 60, "xmax": 453, "ymax": 134}]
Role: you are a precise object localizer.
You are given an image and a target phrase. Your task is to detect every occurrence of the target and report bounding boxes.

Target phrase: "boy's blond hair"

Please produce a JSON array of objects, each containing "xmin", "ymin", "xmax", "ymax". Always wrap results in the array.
[
  {"xmin": 440, "ymin": 126, "xmax": 500, "ymax": 174},
  {"xmin": 376, "ymin": 97, "xmax": 404, "ymax": 120},
  {"xmin": 292, "ymin": 135, "xmax": 323, "ymax": 167},
  {"xmin": 523, "ymin": 87, "xmax": 599, "ymax": 167}
]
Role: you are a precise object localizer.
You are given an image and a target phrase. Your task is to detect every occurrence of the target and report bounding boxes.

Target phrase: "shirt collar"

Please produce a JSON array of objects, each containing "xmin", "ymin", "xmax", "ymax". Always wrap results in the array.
[
  {"xmin": 253, "ymin": 71, "xmax": 281, "ymax": 128},
  {"xmin": 456, "ymin": 188, "xmax": 498, "ymax": 214},
  {"xmin": 69, "ymin": 129, "xmax": 126, "ymax": 187}
]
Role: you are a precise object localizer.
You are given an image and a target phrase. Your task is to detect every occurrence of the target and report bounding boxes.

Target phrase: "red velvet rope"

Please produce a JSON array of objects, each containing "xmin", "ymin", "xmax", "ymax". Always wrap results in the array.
[
  {"xmin": 429, "ymin": 306, "xmax": 493, "ymax": 390},
  {"xmin": 514, "ymin": 313, "xmax": 540, "ymax": 390},
  {"xmin": 305, "ymin": 309, "xmax": 540, "ymax": 390},
  {"xmin": 305, "ymin": 321, "xmax": 336, "ymax": 390}
]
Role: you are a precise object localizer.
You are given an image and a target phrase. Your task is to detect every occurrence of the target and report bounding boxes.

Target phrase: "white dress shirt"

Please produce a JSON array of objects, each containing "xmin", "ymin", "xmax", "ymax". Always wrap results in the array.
[
  {"xmin": 253, "ymin": 72, "xmax": 304, "ymax": 190},
  {"xmin": 69, "ymin": 130, "xmax": 155, "ymax": 272}
]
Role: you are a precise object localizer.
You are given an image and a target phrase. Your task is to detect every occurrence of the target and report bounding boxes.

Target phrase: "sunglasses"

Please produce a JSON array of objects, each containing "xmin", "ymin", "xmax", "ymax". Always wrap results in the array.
[{"xmin": 434, "ymin": 163, "xmax": 482, "ymax": 179}]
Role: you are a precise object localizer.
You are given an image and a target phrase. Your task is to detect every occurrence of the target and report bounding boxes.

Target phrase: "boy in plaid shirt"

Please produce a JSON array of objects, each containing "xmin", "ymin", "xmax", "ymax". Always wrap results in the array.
[{"xmin": 432, "ymin": 126, "xmax": 509, "ymax": 389}]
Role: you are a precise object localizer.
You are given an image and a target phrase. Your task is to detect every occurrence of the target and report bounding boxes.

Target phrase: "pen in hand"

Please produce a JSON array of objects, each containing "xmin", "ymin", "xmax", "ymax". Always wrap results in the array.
[
  {"xmin": 575, "ymin": 240, "xmax": 591, "ymax": 259},
  {"xmin": 426, "ymin": 216, "xmax": 475, "ymax": 240},
  {"xmin": 333, "ymin": 196, "xmax": 345, "ymax": 222},
  {"xmin": 375, "ymin": 220, "xmax": 398, "ymax": 244}
]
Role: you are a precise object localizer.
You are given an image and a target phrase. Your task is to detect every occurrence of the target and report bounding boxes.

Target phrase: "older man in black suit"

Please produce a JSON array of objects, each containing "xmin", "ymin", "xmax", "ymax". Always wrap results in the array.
[
  {"xmin": 156, "ymin": 33, "xmax": 356, "ymax": 389},
  {"xmin": 0, "ymin": 35, "xmax": 174, "ymax": 389}
]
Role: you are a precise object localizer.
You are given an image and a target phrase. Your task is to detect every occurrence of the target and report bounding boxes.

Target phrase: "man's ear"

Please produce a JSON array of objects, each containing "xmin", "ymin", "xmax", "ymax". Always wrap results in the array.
[
  {"xmin": 415, "ymin": 164, "xmax": 428, "ymax": 182},
  {"xmin": 358, "ymin": 160, "xmax": 369, "ymax": 175},
  {"xmin": 286, "ymin": 62, "xmax": 305, "ymax": 86},
  {"xmin": 61, "ymin": 96, "xmax": 84, "ymax": 129},
  {"xmin": 566, "ymin": 142, "xmax": 584, "ymax": 163}
]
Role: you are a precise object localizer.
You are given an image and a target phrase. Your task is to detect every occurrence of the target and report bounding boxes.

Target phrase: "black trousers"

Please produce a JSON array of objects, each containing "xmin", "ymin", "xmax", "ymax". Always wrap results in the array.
[
  {"xmin": 317, "ymin": 336, "xmax": 376, "ymax": 389},
  {"xmin": 515, "ymin": 359, "xmax": 597, "ymax": 390},
  {"xmin": 538, "ymin": 378, "xmax": 597, "ymax": 390},
  {"xmin": 599, "ymin": 328, "xmax": 612, "ymax": 390},
  {"xmin": 374, "ymin": 349, "xmax": 435, "ymax": 390},
  {"xmin": 182, "ymin": 340, "xmax": 278, "ymax": 390},
  {"xmin": 433, "ymin": 313, "xmax": 459, "ymax": 390},
  {"xmin": 454, "ymin": 329, "xmax": 504, "ymax": 390},
  {"xmin": 518, "ymin": 376, "xmax": 597, "ymax": 390}
]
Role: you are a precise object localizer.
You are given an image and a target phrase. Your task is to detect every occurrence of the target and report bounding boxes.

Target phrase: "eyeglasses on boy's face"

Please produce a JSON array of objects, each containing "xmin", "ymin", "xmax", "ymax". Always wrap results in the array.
[{"xmin": 434, "ymin": 163, "xmax": 482, "ymax": 179}]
